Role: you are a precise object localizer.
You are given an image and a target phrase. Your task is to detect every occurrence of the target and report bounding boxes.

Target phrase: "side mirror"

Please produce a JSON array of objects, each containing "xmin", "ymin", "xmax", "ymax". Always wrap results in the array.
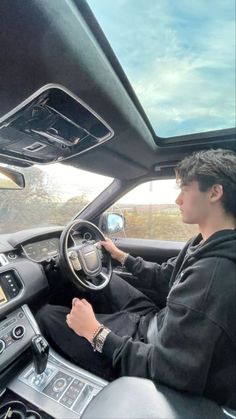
[
  {"xmin": 101, "ymin": 213, "xmax": 125, "ymax": 234},
  {"xmin": 0, "ymin": 166, "xmax": 25, "ymax": 189}
]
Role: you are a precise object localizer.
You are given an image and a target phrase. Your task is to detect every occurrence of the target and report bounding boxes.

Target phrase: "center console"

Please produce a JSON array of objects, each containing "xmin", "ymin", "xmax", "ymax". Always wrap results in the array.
[
  {"xmin": 0, "ymin": 305, "xmax": 234, "ymax": 419},
  {"xmin": 8, "ymin": 350, "xmax": 107, "ymax": 418},
  {"xmin": 0, "ymin": 305, "xmax": 107, "ymax": 418},
  {"xmin": 0, "ymin": 306, "xmax": 35, "ymax": 372}
]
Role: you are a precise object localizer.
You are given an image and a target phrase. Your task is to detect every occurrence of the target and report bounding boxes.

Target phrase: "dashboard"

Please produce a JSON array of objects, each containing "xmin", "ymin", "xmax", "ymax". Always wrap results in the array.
[
  {"xmin": 0, "ymin": 225, "xmax": 98, "ymax": 316},
  {"xmin": 0, "ymin": 227, "xmax": 94, "ymax": 264},
  {"xmin": 0, "ymin": 226, "xmax": 65, "ymax": 317}
]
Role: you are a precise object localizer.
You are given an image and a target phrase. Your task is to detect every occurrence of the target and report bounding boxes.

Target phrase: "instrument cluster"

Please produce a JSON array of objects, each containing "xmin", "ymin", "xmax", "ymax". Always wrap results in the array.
[{"xmin": 22, "ymin": 238, "xmax": 60, "ymax": 262}]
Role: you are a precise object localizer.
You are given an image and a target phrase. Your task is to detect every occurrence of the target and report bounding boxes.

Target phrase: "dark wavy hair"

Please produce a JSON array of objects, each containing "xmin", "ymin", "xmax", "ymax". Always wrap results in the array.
[{"xmin": 175, "ymin": 149, "xmax": 236, "ymax": 218}]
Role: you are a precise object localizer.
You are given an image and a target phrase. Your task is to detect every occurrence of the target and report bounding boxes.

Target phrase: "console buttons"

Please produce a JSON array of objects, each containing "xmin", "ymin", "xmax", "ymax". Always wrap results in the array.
[
  {"xmin": 73, "ymin": 385, "xmax": 94, "ymax": 414},
  {"xmin": 60, "ymin": 379, "xmax": 85, "ymax": 408},
  {"xmin": 18, "ymin": 311, "xmax": 25, "ymax": 320},
  {"xmin": 43, "ymin": 371, "xmax": 72, "ymax": 400},
  {"xmin": 0, "ymin": 339, "xmax": 5, "ymax": 354},
  {"xmin": 3, "ymin": 333, "xmax": 14, "ymax": 348},
  {"xmin": 0, "ymin": 272, "xmax": 20, "ymax": 299},
  {"xmin": 30, "ymin": 372, "xmax": 48, "ymax": 388},
  {"xmin": 60, "ymin": 395, "xmax": 74, "ymax": 408},
  {"xmin": 53, "ymin": 378, "xmax": 67, "ymax": 393},
  {"xmin": 11, "ymin": 325, "xmax": 25, "ymax": 340},
  {"xmin": 0, "ymin": 317, "xmax": 16, "ymax": 332}
]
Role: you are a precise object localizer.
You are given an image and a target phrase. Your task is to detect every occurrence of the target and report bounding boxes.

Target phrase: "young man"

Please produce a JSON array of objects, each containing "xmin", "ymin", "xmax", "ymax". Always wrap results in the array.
[{"xmin": 37, "ymin": 149, "xmax": 236, "ymax": 408}]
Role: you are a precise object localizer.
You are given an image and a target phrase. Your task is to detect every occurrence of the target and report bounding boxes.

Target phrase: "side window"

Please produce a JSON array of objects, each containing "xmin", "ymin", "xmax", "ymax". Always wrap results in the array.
[{"xmin": 105, "ymin": 179, "xmax": 198, "ymax": 242}]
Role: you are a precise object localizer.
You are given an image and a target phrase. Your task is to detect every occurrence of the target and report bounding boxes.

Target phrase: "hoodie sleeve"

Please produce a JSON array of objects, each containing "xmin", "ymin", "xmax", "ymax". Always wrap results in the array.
[
  {"xmin": 124, "ymin": 254, "xmax": 177, "ymax": 295},
  {"xmin": 102, "ymin": 302, "xmax": 221, "ymax": 395}
]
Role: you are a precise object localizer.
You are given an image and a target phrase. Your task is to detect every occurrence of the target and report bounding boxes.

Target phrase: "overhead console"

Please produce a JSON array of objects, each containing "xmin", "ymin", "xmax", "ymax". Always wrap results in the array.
[{"xmin": 0, "ymin": 85, "xmax": 114, "ymax": 165}]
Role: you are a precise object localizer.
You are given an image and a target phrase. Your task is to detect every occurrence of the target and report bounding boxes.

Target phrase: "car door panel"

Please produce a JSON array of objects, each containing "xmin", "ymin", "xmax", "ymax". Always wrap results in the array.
[{"xmin": 112, "ymin": 237, "xmax": 184, "ymax": 264}]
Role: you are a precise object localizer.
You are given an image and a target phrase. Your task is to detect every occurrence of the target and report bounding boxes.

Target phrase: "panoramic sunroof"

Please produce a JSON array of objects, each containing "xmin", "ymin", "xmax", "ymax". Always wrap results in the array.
[{"xmin": 88, "ymin": 0, "xmax": 235, "ymax": 138}]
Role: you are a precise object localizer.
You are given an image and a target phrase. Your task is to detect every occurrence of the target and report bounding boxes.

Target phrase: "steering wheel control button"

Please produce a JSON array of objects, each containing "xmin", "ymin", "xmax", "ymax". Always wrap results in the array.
[
  {"xmin": 11, "ymin": 325, "xmax": 25, "ymax": 340},
  {"xmin": 0, "ymin": 339, "xmax": 5, "ymax": 354},
  {"xmin": 68, "ymin": 251, "xmax": 82, "ymax": 271}
]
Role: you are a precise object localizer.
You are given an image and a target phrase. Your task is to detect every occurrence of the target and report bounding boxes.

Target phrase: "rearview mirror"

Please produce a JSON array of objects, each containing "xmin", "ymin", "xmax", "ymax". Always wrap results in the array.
[{"xmin": 0, "ymin": 166, "xmax": 25, "ymax": 189}]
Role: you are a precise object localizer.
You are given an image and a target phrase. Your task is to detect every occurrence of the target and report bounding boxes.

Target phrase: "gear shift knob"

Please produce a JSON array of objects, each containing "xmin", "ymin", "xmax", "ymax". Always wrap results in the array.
[{"xmin": 31, "ymin": 334, "xmax": 49, "ymax": 374}]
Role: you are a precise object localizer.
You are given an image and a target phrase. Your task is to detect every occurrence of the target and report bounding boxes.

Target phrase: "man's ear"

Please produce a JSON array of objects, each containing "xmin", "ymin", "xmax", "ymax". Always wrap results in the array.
[{"xmin": 209, "ymin": 184, "xmax": 223, "ymax": 202}]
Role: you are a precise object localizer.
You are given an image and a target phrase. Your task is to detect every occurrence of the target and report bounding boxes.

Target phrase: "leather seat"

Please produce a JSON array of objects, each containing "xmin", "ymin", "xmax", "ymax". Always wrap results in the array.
[{"xmin": 82, "ymin": 377, "xmax": 235, "ymax": 419}]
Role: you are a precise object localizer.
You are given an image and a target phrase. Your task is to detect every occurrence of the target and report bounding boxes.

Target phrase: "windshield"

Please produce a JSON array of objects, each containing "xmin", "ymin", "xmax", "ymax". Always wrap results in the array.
[
  {"xmin": 89, "ymin": 0, "xmax": 235, "ymax": 138},
  {"xmin": 0, "ymin": 163, "xmax": 112, "ymax": 234}
]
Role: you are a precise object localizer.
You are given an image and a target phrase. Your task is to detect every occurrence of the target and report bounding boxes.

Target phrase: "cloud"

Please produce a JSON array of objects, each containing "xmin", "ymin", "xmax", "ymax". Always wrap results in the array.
[{"xmin": 88, "ymin": 0, "xmax": 235, "ymax": 137}]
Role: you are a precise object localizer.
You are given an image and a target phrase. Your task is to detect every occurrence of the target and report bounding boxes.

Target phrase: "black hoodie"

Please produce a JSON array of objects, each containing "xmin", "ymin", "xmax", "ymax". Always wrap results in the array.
[{"xmin": 103, "ymin": 229, "xmax": 236, "ymax": 408}]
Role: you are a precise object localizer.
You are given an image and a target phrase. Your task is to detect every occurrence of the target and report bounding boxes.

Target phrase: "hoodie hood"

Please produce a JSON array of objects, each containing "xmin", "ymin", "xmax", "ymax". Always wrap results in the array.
[{"xmin": 190, "ymin": 229, "xmax": 236, "ymax": 263}]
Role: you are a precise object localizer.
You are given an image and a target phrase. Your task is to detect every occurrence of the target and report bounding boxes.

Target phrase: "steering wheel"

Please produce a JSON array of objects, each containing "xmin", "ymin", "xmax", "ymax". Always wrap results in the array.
[{"xmin": 59, "ymin": 219, "xmax": 112, "ymax": 290}]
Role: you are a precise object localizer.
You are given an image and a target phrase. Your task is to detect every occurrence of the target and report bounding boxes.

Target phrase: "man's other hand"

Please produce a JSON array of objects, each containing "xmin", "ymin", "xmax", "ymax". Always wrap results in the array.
[{"xmin": 66, "ymin": 298, "xmax": 100, "ymax": 343}]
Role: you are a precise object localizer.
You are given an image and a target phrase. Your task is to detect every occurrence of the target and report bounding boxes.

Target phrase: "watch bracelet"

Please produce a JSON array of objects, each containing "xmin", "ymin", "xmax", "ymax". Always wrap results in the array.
[
  {"xmin": 91, "ymin": 324, "xmax": 104, "ymax": 350},
  {"xmin": 92, "ymin": 326, "xmax": 111, "ymax": 353},
  {"xmin": 120, "ymin": 252, "xmax": 129, "ymax": 266}
]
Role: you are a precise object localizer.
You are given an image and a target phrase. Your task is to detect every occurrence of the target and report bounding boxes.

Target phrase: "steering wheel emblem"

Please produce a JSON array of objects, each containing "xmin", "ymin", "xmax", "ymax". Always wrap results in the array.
[{"xmin": 78, "ymin": 244, "xmax": 102, "ymax": 276}]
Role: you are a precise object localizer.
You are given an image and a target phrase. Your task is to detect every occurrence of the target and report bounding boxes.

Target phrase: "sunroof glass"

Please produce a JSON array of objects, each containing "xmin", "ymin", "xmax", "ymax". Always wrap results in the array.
[{"xmin": 88, "ymin": 0, "xmax": 235, "ymax": 138}]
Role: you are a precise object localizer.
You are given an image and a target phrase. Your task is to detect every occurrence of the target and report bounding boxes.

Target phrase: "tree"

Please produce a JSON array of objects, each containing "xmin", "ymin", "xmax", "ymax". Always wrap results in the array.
[{"xmin": 0, "ymin": 167, "xmax": 59, "ymax": 233}]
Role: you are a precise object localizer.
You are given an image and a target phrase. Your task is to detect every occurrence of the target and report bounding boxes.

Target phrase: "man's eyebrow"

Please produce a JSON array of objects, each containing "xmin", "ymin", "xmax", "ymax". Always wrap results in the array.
[{"xmin": 178, "ymin": 181, "xmax": 190, "ymax": 189}]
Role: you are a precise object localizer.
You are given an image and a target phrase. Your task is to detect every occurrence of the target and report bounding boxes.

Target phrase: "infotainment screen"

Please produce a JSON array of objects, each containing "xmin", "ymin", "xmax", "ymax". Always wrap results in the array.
[{"xmin": 0, "ymin": 286, "xmax": 8, "ymax": 305}]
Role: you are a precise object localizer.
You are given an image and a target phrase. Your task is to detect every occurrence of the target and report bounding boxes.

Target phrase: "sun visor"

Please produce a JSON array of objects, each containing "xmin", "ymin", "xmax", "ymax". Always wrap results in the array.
[{"xmin": 0, "ymin": 84, "xmax": 114, "ymax": 165}]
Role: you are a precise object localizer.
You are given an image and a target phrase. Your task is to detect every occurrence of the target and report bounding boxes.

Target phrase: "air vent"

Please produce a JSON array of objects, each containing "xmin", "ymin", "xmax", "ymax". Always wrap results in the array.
[{"xmin": 0, "ymin": 84, "xmax": 114, "ymax": 164}]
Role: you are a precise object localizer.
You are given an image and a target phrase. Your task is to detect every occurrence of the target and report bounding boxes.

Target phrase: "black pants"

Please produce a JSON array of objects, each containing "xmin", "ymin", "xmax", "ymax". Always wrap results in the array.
[{"xmin": 36, "ymin": 273, "xmax": 158, "ymax": 381}]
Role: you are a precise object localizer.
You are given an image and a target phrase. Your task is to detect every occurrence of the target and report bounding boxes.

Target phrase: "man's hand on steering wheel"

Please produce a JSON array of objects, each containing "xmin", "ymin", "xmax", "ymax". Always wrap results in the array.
[{"xmin": 100, "ymin": 238, "xmax": 127, "ymax": 263}]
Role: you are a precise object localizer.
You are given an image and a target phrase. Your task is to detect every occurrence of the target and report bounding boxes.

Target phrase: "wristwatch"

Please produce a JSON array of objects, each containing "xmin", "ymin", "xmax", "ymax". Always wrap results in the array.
[
  {"xmin": 120, "ymin": 252, "xmax": 129, "ymax": 267},
  {"xmin": 93, "ymin": 326, "xmax": 110, "ymax": 353}
]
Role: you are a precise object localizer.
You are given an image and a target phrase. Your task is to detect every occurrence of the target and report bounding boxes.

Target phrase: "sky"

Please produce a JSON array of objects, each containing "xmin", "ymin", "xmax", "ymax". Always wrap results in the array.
[{"xmin": 88, "ymin": 0, "xmax": 235, "ymax": 137}]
